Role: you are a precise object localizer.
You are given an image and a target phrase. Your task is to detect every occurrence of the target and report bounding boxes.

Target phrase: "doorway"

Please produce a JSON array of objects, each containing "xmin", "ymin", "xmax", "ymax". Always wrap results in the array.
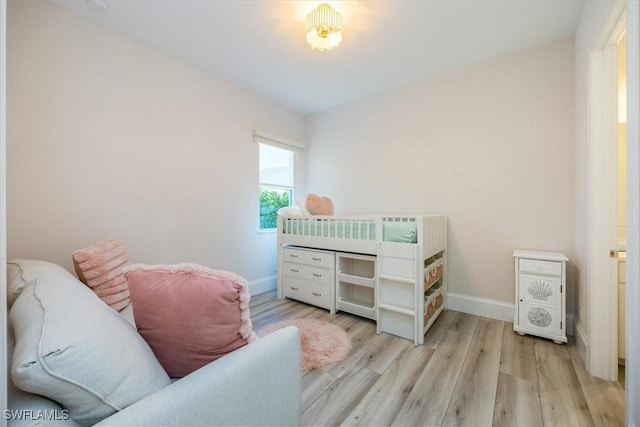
[{"xmin": 588, "ymin": 1, "xmax": 640, "ymax": 424}]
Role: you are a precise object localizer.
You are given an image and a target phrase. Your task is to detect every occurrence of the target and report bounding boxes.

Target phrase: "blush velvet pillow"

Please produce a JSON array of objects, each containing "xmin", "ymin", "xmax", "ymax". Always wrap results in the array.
[
  {"xmin": 72, "ymin": 237, "xmax": 131, "ymax": 311},
  {"xmin": 123, "ymin": 263, "xmax": 257, "ymax": 377},
  {"xmin": 305, "ymin": 193, "xmax": 334, "ymax": 215}
]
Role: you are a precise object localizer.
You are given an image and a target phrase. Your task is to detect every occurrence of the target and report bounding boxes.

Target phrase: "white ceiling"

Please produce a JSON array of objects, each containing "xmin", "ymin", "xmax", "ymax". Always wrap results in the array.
[{"xmin": 51, "ymin": 0, "xmax": 586, "ymax": 115}]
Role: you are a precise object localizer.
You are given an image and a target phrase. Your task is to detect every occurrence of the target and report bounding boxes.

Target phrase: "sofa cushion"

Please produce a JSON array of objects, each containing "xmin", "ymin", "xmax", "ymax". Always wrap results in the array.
[
  {"xmin": 124, "ymin": 263, "xmax": 257, "ymax": 378},
  {"xmin": 7, "ymin": 262, "xmax": 28, "ymax": 308},
  {"xmin": 7, "ymin": 315, "xmax": 80, "ymax": 427},
  {"xmin": 9, "ymin": 260, "xmax": 171, "ymax": 426},
  {"xmin": 72, "ymin": 237, "xmax": 131, "ymax": 311}
]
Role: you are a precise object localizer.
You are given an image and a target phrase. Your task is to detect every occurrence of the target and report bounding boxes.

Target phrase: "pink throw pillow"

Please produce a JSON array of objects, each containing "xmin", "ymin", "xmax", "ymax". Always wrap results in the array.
[
  {"xmin": 72, "ymin": 237, "xmax": 131, "ymax": 311},
  {"xmin": 305, "ymin": 194, "xmax": 334, "ymax": 215},
  {"xmin": 124, "ymin": 263, "xmax": 257, "ymax": 377}
]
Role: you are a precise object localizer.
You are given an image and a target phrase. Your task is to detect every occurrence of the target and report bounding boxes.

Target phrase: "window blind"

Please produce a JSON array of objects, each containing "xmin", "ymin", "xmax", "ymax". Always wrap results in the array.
[{"xmin": 253, "ymin": 129, "xmax": 305, "ymax": 151}]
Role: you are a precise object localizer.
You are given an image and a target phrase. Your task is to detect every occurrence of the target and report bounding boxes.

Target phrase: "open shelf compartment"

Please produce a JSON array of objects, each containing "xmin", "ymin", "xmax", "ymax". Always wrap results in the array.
[
  {"xmin": 335, "ymin": 252, "xmax": 377, "ymax": 320},
  {"xmin": 337, "ymin": 297, "xmax": 375, "ymax": 319},
  {"xmin": 337, "ymin": 273, "xmax": 374, "ymax": 288},
  {"xmin": 338, "ymin": 253, "xmax": 376, "ymax": 279}
]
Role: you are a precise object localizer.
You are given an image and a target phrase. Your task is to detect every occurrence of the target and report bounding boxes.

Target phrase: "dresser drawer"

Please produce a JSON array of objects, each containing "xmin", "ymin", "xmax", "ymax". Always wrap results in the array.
[
  {"xmin": 282, "ymin": 247, "xmax": 334, "ymax": 269},
  {"xmin": 282, "ymin": 262, "xmax": 332, "ymax": 284},
  {"xmin": 283, "ymin": 278, "xmax": 331, "ymax": 310},
  {"xmin": 518, "ymin": 259, "xmax": 562, "ymax": 276}
]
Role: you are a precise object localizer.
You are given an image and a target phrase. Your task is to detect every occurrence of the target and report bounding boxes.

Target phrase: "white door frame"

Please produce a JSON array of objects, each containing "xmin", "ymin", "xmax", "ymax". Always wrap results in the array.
[
  {"xmin": 587, "ymin": 2, "xmax": 625, "ymax": 382},
  {"xmin": 1, "ymin": 1, "xmax": 8, "ymax": 424}
]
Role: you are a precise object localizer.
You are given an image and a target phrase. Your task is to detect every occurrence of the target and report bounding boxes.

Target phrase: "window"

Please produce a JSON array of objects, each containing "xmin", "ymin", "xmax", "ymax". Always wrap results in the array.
[
  {"xmin": 255, "ymin": 130, "xmax": 304, "ymax": 230},
  {"xmin": 259, "ymin": 144, "xmax": 294, "ymax": 229}
]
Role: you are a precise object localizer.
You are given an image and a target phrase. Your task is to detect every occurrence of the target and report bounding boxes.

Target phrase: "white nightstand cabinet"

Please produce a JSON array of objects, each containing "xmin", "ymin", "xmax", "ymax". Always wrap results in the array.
[{"xmin": 513, "ymin": 250, "xmax": 568, "ymax": 344}]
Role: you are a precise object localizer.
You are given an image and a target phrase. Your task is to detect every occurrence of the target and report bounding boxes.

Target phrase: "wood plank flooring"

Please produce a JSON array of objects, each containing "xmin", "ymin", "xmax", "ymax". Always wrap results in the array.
[{"xmin": 250, "ymin": 291, "xmax": 625, "ymax": 426}]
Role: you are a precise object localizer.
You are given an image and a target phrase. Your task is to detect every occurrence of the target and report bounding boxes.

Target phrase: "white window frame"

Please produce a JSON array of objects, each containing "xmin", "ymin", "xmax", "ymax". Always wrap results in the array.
[{"xmin": 254, "ymin": 129, "xmax": 304, "ymax": 232}]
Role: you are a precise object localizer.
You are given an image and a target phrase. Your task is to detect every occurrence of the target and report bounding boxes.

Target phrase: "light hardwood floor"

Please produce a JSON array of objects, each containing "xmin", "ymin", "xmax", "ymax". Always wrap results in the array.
[{"xmin": 250, "ymin": 291, "xmax": 626, "ymax": 427}]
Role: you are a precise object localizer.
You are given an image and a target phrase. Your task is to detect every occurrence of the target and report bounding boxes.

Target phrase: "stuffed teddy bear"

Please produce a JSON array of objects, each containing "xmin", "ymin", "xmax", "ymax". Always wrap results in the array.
[{"xmin": 305, "ymin": 194, "xmax": 334, "ymax": 215}]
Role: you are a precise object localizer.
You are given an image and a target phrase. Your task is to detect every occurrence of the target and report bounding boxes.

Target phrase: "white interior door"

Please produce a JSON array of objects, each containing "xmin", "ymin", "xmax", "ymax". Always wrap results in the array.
[
  {"xmin": 625, "ymin": 1, "xmax": 639, "ymax": 424},
  {"xmin": 588, "ymin": 30, "xmax": 621, "ymax": 382}
]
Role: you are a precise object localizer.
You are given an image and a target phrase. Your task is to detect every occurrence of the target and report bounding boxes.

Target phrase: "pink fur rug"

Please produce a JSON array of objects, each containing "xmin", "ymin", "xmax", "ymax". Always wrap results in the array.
[{"xmin": 258, "ymin": 319, "xmax": 351, "ymax": 371}]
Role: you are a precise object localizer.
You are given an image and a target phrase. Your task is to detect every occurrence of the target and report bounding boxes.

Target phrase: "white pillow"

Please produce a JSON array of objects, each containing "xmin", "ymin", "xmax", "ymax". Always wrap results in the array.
[
  {"xmin": 296, "ymin": 199, "xmax": 311, "ymax": 215},
  {"xmin": 277, "ymin": 206, "xmax": 303, "ymax": 216},
  {"xmin": 9, "ymin": 260, "xmax": 170, "ymax": 425}
]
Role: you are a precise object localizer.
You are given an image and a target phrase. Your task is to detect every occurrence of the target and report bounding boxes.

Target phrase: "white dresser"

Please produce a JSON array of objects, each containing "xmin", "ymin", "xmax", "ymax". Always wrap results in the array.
[
  {"xmin": 513, "ymin": 249, "xmax": 568, "ymax": 344},
  {"xmin": 281, "ymin": 246, "xmax": 335, "ymax": 313}
]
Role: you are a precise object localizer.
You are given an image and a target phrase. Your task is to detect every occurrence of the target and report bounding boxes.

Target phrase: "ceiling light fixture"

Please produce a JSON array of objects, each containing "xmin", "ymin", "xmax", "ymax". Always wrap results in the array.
[{"xmin": 305, "ymin": 3, "xmax": 343, "ymax": 51}]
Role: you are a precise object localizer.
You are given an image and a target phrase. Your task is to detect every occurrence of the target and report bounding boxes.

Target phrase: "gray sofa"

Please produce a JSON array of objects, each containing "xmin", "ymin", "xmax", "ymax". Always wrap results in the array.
[{"xmin": 7, "ymin": 259, "xmax": 301, "ymax": 426}]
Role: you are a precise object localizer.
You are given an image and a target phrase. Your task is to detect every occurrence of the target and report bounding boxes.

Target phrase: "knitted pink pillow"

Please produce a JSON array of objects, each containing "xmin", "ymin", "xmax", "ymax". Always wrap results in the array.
[
  {"xmin": 123, "ymin": 263, "xmax": 257, "ymax": 378},
  {"xmin": 72, "ymin": 237, "xmax": 131, "ymax": 311}
]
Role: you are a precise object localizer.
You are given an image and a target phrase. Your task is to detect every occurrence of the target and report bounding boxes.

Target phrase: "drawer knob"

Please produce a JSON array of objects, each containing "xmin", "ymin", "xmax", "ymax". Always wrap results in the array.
[
  {"xmin": 313, "ymin": 273, "xmax": 322, "ymax": 277},
  {"xmin": 290, "ymin": 254, "xmax": 299, "ymax": 258},
  {"xmin": 290, "ymin": 286, "xmax": 299, "ymax": 291},
  {"xmin": 312, "ymin": 257, "xmax": 322, "ymax": 261},
  {"xmin": 290, "ymin": 268, "xmax": 299, "ymax": 273},
  {"xmin": 312, "ymin": 292, "xmax": 322, "ymax": 297}
]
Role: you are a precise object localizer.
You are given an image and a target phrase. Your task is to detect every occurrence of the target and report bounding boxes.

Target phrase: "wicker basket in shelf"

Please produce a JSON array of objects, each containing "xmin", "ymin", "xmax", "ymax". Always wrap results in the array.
[
  {"xmin": 424, "ymin": 294, "xmax": 443, "ymax": 325},
  {"xmin": 424, "ymin": 264, "xmax": 443, "ymax": 290}
]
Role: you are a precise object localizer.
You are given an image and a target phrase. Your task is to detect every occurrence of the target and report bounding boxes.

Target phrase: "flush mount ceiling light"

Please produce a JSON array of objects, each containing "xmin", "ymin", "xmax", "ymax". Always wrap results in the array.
[{"xmin": 305, "ymin": 3, "xmax": 343, "ymax": 51}]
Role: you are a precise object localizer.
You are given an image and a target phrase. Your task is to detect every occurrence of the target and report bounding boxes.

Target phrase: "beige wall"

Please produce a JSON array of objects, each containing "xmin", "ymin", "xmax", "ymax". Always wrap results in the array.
[
  {"xmin": 5, "ymin": 1, "xmax": 587, "ymax": 322},
  {"xmin": 306, "ymin": 39, "xmax": 576, "ymax": 312},
  {"xmin": 6, "ymin": 0, "xmax": 305, "ymax": 292}
]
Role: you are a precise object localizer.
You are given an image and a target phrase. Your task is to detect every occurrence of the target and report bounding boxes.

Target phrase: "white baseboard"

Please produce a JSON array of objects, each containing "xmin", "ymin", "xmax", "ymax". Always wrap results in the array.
[
  {"xmin": 448, "ymin": 292, "xmax": 574, "ymax": 335},
  {"xmin": 447, "ymin": 292, "xmax": 514, "ymax": 322},
  {"xmin": 576, "ymin": 323, "xmax": 589, "ymax": 367},
  {"xmin": 249, "ymin": 275, "xmax": 276, "ymax": 296},
  {"xmin": 566, "ymin": 313, "xmax": 575, "ymax": 336}
]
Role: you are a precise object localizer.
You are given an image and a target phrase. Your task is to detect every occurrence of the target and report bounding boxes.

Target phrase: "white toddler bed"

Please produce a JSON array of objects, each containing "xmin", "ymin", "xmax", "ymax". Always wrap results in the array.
[{"xmin": 277, "ymin": 214, "xmax": 447, "ymax": 345}]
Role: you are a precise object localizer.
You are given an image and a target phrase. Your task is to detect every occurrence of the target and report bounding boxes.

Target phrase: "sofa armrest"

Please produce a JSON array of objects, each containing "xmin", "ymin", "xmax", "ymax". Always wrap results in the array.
[{"xmin": 95, "ymin": 326, "xmax": 301, "ymax": 427}]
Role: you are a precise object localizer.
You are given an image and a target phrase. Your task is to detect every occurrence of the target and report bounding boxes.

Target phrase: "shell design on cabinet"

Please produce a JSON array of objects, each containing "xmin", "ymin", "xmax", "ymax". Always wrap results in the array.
[
  {"xmin": 527, "ymin": 307, "xmax": 552, "ymax": 327},
  {"xmin": 527, "ymin": 280, "xmax": 553, "ymax": 301}
]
